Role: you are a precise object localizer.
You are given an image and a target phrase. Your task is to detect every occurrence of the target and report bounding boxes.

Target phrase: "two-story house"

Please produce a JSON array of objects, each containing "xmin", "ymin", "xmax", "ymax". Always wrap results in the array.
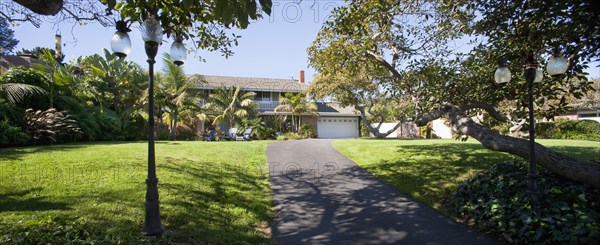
[{"xmin": 192, "ymin": 70, "xmax": 361, "ymax": 138}]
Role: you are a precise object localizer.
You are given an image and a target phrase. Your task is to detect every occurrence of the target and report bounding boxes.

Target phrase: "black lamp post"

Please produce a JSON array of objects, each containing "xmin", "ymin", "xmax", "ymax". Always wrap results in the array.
[
  {"xmin": 140, "ymin": 14, "xmax": 165, "ymax": 236},
  {"xmin": 494, "ymin": 51, "xmax": 569, "ymax": 204},
  {"xmin": 110, "ymin": 14, "xmax": 187, "ymax": 236}
]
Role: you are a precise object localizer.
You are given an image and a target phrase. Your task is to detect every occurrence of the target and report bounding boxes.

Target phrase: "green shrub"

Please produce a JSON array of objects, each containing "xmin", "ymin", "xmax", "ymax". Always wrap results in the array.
[
  {"xmin": 283, "ymin": 132, "xmax": 302, "ymax": 140},
  {"xmin": 257, "ymin": 127, "xmax": 277, "ymax": 140},
  {"xmin": 536, "ymin": 120, "xmax": 600, "ymax": 140},
  {"xmin": 236, "ymin": 117, "xmax": 269, "ymax": 140},
  {"xmin": 0, "ymin": 119, "xmax": 29, "ymax": 147},
  {"xmin": 177, "ymin": 129, "xmax": 198, "ymax": 141},
  {"xmin": 299, "ymin": 124, "xmax": 317, "ymax": 138},
  {"xmin": 444, "ymin": 161, "xmax": 600, "ymax": 244}
]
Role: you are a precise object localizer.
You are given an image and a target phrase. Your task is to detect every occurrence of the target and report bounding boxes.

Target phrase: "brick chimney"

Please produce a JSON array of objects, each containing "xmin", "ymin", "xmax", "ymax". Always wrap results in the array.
[{"xmin": 298, "ymin": 70, "xmax": 305, "ymax": 84}]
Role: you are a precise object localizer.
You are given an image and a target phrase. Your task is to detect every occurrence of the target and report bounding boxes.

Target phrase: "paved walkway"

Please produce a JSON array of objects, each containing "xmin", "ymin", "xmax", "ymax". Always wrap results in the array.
[{"xmin": 267, "ymin": 139, "xmax": 499, "ymax": 245}]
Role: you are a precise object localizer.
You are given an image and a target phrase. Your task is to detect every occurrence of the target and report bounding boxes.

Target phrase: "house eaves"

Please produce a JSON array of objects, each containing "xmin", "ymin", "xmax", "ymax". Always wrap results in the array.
[{"xmin": 190, "ymin": 75, "xmax": 308, "ymax": 93}]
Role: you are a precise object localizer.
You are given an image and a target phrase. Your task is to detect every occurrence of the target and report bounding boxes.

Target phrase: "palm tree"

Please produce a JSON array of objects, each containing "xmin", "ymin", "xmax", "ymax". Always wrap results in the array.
[
  {"xmin": 83, "ymin": 49, "xmax": 144, "ymax": 110},
  {"xmin": 0, "ymin": 76, "xmax": 46, "ymax": 105},
  {"xmin": 202, "ymin": 86, "xmax": 257, "ymax": 128},
  {"xmin": 158, "ymin": 53, "xmax": 199, "ymax": 140},
  {"xmin": 31, "ymin": 49, "xmax": 75, "ymax": 108},
  {"xmin": 274, "ymin": 92, "xmax": 318, "ymax": 132}
]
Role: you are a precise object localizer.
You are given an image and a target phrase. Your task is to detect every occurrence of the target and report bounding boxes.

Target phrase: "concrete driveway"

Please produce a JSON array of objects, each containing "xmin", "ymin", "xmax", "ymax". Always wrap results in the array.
[{"xmin": 267, "ymin": 139, "xmax": 499, "ymax": 245}]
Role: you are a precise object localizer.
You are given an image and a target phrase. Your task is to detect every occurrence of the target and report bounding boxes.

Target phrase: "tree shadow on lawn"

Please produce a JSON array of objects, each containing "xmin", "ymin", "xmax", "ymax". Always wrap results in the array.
[
  {"xmin": 365, "ymin": 143, "xmax": 516, "ymax": 206},
  {"xmin": 546, "ymin": 145, "xmax": 600, "ymax": 162},
  {"xmin": 157, "ymin": 158, "xmax": 272, "ymax": 243},
  {"xmin": 0, "ymin": 149, "xmax": 271, "ymax": 243},
  {"xmin": 0, "ymin": 141, "xmax": 140, "ymax": 161},
  {"xmin": 0, "ymin": 187, "xmax": 71, "ymax": 212},
  {"xmin": 365, "ymin": 143, "xmax": 599, "ymax": 208},
  {"xmin": 0, "ymin": 144, "xmax": 88, "ymax": 161}
]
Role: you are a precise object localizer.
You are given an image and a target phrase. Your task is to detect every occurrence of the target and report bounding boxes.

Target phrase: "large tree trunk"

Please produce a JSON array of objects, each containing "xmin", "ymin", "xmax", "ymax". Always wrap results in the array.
[
  {"xmin": 356, "ymin": 105, "xmax": 402, "ymax": 138},
  {"xmin": 416, "ymin": 103, "xmax": 600, "ymax": 188}
]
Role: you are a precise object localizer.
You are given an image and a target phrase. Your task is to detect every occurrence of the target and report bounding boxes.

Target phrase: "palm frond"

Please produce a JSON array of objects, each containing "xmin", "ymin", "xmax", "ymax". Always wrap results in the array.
[{"xmin": 1, "ymin": 83, "xmax": 47, "ymax": 104}]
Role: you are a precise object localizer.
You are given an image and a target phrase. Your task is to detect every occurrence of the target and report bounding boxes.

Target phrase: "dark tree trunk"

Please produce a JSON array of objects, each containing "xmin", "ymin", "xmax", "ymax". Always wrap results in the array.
[
  {"xmin": 356, "ymin": 105, "xmax": 402, "ymax": 138},
  {"xmin": 416, "ymin": 103, "xmax": 600, "ymax": 188},
  {"xmin": 13, "ymin": 0, "xmax": 63, "ymax": 15}
]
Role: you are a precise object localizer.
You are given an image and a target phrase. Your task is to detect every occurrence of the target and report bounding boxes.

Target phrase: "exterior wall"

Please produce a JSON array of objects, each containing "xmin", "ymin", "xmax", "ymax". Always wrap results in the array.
[
  {"xmin": 576, "ymin": 109, "xmax": 600, "ymax": 122},
  {"xmin": 555, "ymin": 110, "xmax": 578, "ymax": 121},
  {"xmin": 396, "ymin": 123, "xmax": 420, "ymax": 138},
  {"xmin": 432, "ymin": 119, "xmax": 453, "ymax": 139},
  {"xmin": 555, "ymin": 109, "xmax": 600, "ymax": 122}
]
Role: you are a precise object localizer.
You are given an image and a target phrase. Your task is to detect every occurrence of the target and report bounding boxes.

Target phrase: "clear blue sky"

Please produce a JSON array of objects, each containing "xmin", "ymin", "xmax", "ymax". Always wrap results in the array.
[
  {"xmin": 13, "ymin": 1, "xmax": 342, "ymax": 84},
  {"xmin": 11, "ymin": 1, "xmax": 599, "ymax": 83}
]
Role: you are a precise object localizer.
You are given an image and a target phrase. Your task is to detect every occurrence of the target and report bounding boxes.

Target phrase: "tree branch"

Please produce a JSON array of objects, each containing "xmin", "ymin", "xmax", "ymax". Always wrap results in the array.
[
  {"xmin": 366, "ymin": 50, "xmax": 403, "ymax": 81},
  {"xmin": 459, "ymin": 101, "xmax": 507, "ymax": 122}
]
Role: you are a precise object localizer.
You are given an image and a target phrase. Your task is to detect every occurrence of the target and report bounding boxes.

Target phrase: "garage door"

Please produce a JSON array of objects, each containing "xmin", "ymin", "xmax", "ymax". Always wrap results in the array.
[{"xmin": 317, "ymin": 117, "xmax": 359, "ymax": 138}]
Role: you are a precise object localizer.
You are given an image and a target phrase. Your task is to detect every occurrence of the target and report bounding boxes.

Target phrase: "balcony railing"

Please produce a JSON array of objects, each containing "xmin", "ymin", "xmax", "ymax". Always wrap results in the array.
[
  {"xmin": 255, "ymin": 101, "xmax": 284, "ymax": 111},
  {"xmin": 198, "ymin": 100, "xmax": 284, "ymax": 111}
]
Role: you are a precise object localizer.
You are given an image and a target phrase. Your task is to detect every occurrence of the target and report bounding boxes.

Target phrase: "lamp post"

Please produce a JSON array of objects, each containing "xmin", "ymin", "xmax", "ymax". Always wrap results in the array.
[
  {"xmin": 140, "ymin": 15, "xmax": 165, "ymax": 236},
  {"xmin": 110, "ymin": 15, "xmax": 187, "ymax": 236},
  {"xmin": 494, "ymin": 51, "xmax": 568, "ymax": 205}
]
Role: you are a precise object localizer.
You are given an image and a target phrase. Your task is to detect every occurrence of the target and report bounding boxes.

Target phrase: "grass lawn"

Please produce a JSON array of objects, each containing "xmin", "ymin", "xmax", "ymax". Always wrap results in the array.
[
  {"xmin": 332, "ymin": 139, "xmax": 599, "ymax": 212},
  {"xmin": 0, "ymin": 141, "xmax": 272, "ymax": 244}
]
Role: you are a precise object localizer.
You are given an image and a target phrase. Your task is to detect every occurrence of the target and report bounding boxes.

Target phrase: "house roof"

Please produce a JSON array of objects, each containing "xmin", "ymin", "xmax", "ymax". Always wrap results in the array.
[
  {"xmin": 316, "ymin": 102, "xmax": 359, "ymax": 116},
  {"xmin": 0, "ymin": 55, "xmax": 39, "ymax": 73},
  {"xmin": 190, "ymin": 75, "xmax": 308, "ymax": 93}
]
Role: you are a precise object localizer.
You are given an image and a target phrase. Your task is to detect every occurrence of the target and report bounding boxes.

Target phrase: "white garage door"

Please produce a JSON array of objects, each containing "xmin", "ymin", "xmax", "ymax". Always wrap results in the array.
[{"xmin": 317, "ymin": 117, "xmax": 359, "ymax": 138}]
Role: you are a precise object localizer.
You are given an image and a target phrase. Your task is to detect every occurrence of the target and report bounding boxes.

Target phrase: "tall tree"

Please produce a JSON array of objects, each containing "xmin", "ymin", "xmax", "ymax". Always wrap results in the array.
[
  {"xmin": 309, "ymin": 0, "xmax": 600, "ymax": 187},
  {"xmin": 203, "ymin": 86, "xmax": 256, "ymax": 129},
  {"xmin": 274, "ymin": 92, "xmax": 318, "ymax": 132},
  {"xmin": 157, "ymin": 53, "xmax": 198, "ymax": 140},
  {"xmin": 0, "ymin": 16, "xmax": 18, "ymax": 55},
  {"xmin": 31, "ymin": 49, "xmax": 76, "ymax": 109}
]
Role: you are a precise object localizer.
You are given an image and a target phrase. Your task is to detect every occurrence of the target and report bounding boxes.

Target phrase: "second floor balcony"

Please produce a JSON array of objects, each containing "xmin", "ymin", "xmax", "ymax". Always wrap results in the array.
[
  {"xmin": 198, "ymin": 100, "xmax": 285, "ymax": 112},
  {"xmin": 254, "ymin": 101, "xmax": 284, "ymax": 111}
]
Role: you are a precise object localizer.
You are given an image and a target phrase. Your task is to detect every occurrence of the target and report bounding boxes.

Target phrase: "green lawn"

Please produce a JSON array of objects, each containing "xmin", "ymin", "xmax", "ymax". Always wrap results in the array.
[
  {"xmin": 0, "ymin": 141, "xmax": 272, "ymax": 244},
  {"xmin": 332, "ymin": 139, "xmax": 599, "ymax": 212}
]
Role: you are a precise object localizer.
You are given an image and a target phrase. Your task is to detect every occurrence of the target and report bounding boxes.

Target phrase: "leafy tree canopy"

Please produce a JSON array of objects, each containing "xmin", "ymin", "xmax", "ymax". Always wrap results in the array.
[
  {"xmin": 308, "ymin": 0, "xmax": 600, "ymax": 186},
  {"xmin": 1, "ymin": 0, "xmax": 272, "ymax": 57}
]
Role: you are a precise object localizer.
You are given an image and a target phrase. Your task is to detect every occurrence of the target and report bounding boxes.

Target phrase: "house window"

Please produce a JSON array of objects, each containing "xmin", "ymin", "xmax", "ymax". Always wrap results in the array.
[
  {"xmin": 271, "ymin": 92, "xmax": 280, "ymax": 101},
  {"xmin": 579, "ymin": 113, "xmax": 598, "ymax": 118},
  {"xmin": 328, "ymin": 119, "xmax": 332, "ymax": 122},
  {"xmin": 255, "ymin": 91, "xmax": 271, "ymax": 102}
]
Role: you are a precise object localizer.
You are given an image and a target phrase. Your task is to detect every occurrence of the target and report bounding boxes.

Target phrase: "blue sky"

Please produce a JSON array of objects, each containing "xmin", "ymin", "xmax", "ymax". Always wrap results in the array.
[
  {"xmin": 13, "ymin": 1, "xmax": 340, "ymax": 84},
  {"xmin": 11, "ymin": 0, "xmax": 599, "ymax": 83}
]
